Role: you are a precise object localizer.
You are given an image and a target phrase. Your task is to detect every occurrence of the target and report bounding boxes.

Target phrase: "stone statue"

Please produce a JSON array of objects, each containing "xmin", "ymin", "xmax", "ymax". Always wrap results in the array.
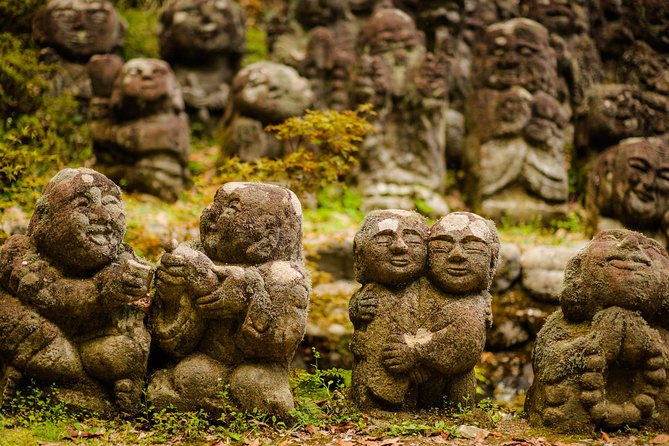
[
  {"xmin": 219, "ymin": 61, "xmax": 314, "ymax": 161},
  {"xmin": 0, "ymin": 168, "xmax": 152, "ymax": 415},
  {"xmin": 148, "ymin": 182, "xmax": 310, "ymax": 417},
  {"xmin": 586, "ymin": 137, "xmax": 669, "ymax": 248},
  {"xmin": 89, "ymin": 58, "xmax": 190, "ymax": 202},
  {"xmin": 32, "ymin": 0, "xmax": 126, "ymax": 108},
  {"xmin": 159, "ymin": 0, "xmax": 246, "ymax": 128},
  {"xmin": 269, "ymin": 0, "xmax": 358, "ymax": 110},
  {"xmin": 350, "ymin": 210, "xmax": 498, "ymax": 410},
  {"xmin": 465, "ymin": 18, "xmax": 569, "ymax": 223},
  {"xmin": 526, "ymin": 229, "xmax": 669, "ymax": 432},
  {"xmin": 352, "ymin": 8, "xmax": 449, "ymax": 216}
]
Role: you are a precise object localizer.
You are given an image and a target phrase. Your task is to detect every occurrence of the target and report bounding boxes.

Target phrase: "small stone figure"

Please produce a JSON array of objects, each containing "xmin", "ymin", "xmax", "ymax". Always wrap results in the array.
[
  {"xmin": 0, "ymin": 168, "xmax": 152, "ymax": 415},
  {"xmin": 526, "ymin": 229, "xmax": 669, "ymax": 432},
  {"xmin": 219, "ymin": 61, "xmax": 314, "ymax": 161},
  {"xmin": 148, "ymin": 182, "xmax": 310, "ymax": 417},
  {"xmin": 350, "ymin": 210, "xmax": 498, "ymax": 410},
  {"xmin": 90, "ymin": 58, "xmax": 190, "ymax": 202},
  {"xmin": 586, "ymin": 137, "xmax": 669, "ymax": 248},
  {"xmin": 466, "ymin": 18, "xmax": 569, "ymax": 223},
  {"xmin": 32, "ymin": 0, "xmax": 126, "ymax": 108},
  {"xmin": 352, "ymin": 8, "xmax": 449, "ymax": 216},
  {"xmin": 159, "ymin": 0, "xmax": 246, "ymax": 128}
]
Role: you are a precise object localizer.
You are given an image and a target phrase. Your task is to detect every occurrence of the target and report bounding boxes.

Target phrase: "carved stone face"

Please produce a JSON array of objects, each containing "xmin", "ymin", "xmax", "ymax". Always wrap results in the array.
[
  {"xmin": 200, "ymin": 182, "xmax": 302, "ymax": 264},
  {"xmin": 362, "ymin": 8, "xmax": 426, "ymax": 96},
  {"xmin": 585, "ymin": 85, "xmax": 645, "ymax": 144},
  {"xmin": 491, "ymin": 86, "xmax": 533, "ymax": 138},
  {"xmin": 28, "ymin": 168, "xmax": 125, "ymax": 274},
  {"xmin": 612, "ymin": 138, "xmax": 669, "ymax": 228},
  {"xmin": 232, "ymin": 61, "xmax": 314, "ymax": 124},
  {"xmin": 353, "ymin": 210, "xmax": 428, "ymax": 286},
  {"xmin": 294, "ymin": 0, "xmax": 343, "ymax": 28},
  {"xmin": 480, "ymin": 18, "xmax": 556, "ymax": 95},
  {"xmin": 523, "ymin": 91, "xmax": 566, "ymax": 148},
  {"xmin": 34, "ymin": 0, "xmax": 125, "ymax": 58},
  {"xmin": 352, "ymin": 54, "xmax": 391, "ymax": 107},
  {"xmin": 428, "ymin": 212, "xmax": 499, "ymax": 294},
  {"xmin": 632, "ymin": 0, "xmax": 669, "ymax": 51},
  {"xmin": 415, "ymin": 0, "xmax": 464, "ymax": 34},
  {"xmin": 160, "ymin": 0, "xmax": 245, "ymax": 55},
  {"xmin": 568, "ymin": 230, "xmax": 669, "ymax": 318},
  {"xmin": 524, "ymin": 0, "xmax": 589, "ymax": 35}
]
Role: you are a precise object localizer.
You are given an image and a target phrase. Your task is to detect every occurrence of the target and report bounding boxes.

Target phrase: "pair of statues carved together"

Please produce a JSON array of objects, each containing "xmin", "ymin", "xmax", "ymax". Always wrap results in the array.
[{"xmin": 0, "ymin": 168, "xmax": 308, "ymax": 417}]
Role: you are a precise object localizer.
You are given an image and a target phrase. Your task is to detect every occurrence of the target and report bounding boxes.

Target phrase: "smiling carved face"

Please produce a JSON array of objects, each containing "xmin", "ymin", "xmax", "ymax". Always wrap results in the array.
[
  {"xmin": 428, "ymin": 212, "xmax": 498, "ymax": 294},
  {"xmin": 354, "ymin": 210, "xmax": 428, "ymax": 286},
  {"xmin": 29, "ymin": 168, "xmax": 125, "ymax": 275}
]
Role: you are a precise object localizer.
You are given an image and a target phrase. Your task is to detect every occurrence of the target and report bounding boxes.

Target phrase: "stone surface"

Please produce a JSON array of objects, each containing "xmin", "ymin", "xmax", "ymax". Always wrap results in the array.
[
  {"xmin": 219, "ymin": 61, "xmax": 314, "ymax": 161},
  {"xmin": 159, "ymin": 0, "xmax": 246, "ymax": 128},
  {"xmin": 587, "ymin": 137, "xmax": 669, "ymax": 248},
  {"xmin": 0, "ymin": 168, "xmax": 151, "ymax": 415},
  {"xmin": 90, "ymin": 58, "xmax": 190, "ymax": 202},
  {"xmin": 148, "ymin": 182, "xmax": 310, "ymax": 417},
  {"xmin": 349, "ymin": 210, "xmax": 498, "ymax": 411},
  {"xmin": 32, "ymin": 0, "xmax": 126, "ymax": 106},
  {"xmin": 520, "ymin": 245, "xmax": 584, "ymax": 303},
  {"xmin": 491, "ymin": 242, "xmax": 521, "ymax": 294},
  {"xmin": 526, "ymin": 229, "xmax": 669, "ymax": 432}
]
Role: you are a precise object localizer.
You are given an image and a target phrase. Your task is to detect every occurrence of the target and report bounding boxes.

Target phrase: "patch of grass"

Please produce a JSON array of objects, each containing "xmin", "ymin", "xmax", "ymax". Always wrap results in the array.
[{"xmin": 118, "ymin": 5, "xmax": 161, "ymax": 60}]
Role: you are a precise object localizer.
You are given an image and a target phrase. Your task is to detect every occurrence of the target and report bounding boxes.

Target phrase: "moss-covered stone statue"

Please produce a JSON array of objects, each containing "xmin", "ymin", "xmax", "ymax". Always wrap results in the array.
[
  {"xmin": 219, "ymin": 61, "xmax": 314, "ymax": 161},
  {"xmin": 526, "ymin": 229, "xmax": 669, "ymax": 433},
  {"xmin": 586, "ymin": 137, "xmax": 669, "ymax": 248},
  {"xmin": 0, "ymin": 168, "xmax": 152, "ymax": 415},
  {"xmin": 465, "ymin": 18, "xmax": 569, "ymax": 223},
  {"xmin": 90, "ymin": 58, "xmax": 190, "ymax": 202},
  {"xmin": 148, "ymin": 182, "xmax": 310, "ymax": 417},
  {"xmin": 349, "ymin": 210, "xmax": 498, "ymax": 410},
  {"xmin": 351, "ymin": 8, "xmax": 450, "ymax": 216},
  {"xmin": 32, "ymin": 0, "xmax": 126, "ymax": 108},
  {"xmin": 159, "ymin": 0, "xmax": 246, "ymax": 128}
]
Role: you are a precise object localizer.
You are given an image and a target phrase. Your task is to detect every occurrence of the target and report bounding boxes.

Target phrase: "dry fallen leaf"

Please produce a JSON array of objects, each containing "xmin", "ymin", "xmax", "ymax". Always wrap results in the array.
[
  {"xmin": 651, "ymin": 434, "xmax": 669, "ymax": 444},
  {"xmin": 600, "ymin": 431, "xmax": 612, "ymax": 442}
]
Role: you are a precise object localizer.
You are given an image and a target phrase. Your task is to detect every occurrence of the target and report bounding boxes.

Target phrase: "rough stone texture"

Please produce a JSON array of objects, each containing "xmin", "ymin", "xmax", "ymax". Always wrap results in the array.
[
  {"xmin": 586, "ymin": 137, "xmax": 669, "ymax": 248},
  {"xmin": 148, "ymin": 182, "xmax": 310, "ymax": 417},
  {"xmin": 526, "ymin": 229, "xmax": 669, "ymax": 433},
  {"xmin": 465, "ymin": 18, "xmax": 569, "ymax": 223},
  {"xmin": 90, "ymin": 58, "xmax": 190, "ymax": 202},
  {"xmin": 349, "ymin": 210, "xmax": 498, "ymax": 411},
  {"xmin": 352, "ymin": 8, "xmax": 450, "ymax": 216},
  {"xmin": 0, "ymin": 168, "xmax": 151, "ymax": 416},
  {"xmin": 159, "ymin": 0, "xmax": 246, "ymax": 129},
  {"xmin": 491, "ymin": 242, "xmax": 521, "ymax": 294},
  {"xmin": 520, "ymin": 245, "xmax": 584, "ymax": 303},
  {"xmin": 219, "ymin": 61, "xmax": 314, "ymax": 161},
  {"xmin": 32, "ymin": 0, "xmax": 126, "ymax": 107}
]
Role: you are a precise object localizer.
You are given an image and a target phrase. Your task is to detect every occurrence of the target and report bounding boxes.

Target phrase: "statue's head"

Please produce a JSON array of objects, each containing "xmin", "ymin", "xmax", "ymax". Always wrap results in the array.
[
  {"xmin": 353, "ymin": 209, "xmax": 428, "ymax": 286},
  {"xmin": 28, "ymin": 168, "xmax": 125, "ymax": 275},
  {"xmin": 200, "ymin": 182, "xmax": 303, "ymax": 264}
]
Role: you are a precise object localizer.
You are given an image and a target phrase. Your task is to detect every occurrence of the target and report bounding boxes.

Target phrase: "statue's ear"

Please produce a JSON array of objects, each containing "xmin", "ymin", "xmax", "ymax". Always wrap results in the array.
[
  {"xmin": 32, "ymin": 7, "xmax": 50, "ymax": 44},
  {"xmin": 117, "ymin": 14, "xmax": 128, "ymax": 42}
]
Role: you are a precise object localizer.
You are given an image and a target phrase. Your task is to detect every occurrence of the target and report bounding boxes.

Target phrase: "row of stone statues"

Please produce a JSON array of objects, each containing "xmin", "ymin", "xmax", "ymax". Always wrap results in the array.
[{"xmin": 3, "ymin": 167, "xmax": 669, "ymax": 433}]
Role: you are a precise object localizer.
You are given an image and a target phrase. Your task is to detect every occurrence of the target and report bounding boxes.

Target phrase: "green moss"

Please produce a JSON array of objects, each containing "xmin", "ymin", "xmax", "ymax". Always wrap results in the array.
[
  {"xmin": 118, "ymin": 6, "xmax": 161, "ymax": 60},
  {"xmin": 0, "ymin": 0, "xmax": 47, "ymax": 34}
]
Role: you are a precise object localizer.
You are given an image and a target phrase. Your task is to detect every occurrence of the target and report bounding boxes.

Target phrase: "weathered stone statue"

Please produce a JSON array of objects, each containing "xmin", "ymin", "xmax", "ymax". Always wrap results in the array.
[
  {"xmin": 0, "ymin": 168, "xmax": 152, "ymax": 415},
  {"xmin": 269, "ymin": 0, "xmax": 357, "ymax": 110},
  {"xmin": 159, "ymin": 0, "xmax": 246, "ymax": 128},
  {"xmin": 148, "ymin": 182, "xmax": 310, "ymax": 417},
  {"xmin": 526, "ymin": 229, "xmax": 669, "ymax": 432},
  {"xmin": 350, "ymin": 210, "xmax": 498, "ymax": 410},
  {"xmin": 352, "ymin": 8, "xmax": 449, "ymax": 216},
  {"xmin": 465, "ymin": 18, "xmax": 569, "ymax": 223},
  {"xmin": 32, "ymin": 0, "xmax": 126, "ymax": 108},
  {"xmin": 90, "ymin": 58, "xmax": 190, "ymax": 202},
  {"xmin": 586, "ymin": 137, "xmax": 669, "ymax": 248},
  {"xmin": 219, "ymin": 61, "xmax": 314, "ymax": 161}
]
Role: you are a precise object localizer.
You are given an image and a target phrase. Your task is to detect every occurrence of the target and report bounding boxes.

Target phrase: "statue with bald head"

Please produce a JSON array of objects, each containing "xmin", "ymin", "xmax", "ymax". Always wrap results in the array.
[
  {"xmin": 526, "ymin": 229, "xmax": 669, "ymax": 432},
  {"xmin": 0, "ymin": 168, "xmax": 152, "ymax": 415},
  {"xmin": 32, "ymin": 0, "xmax": 126, "ymax": 106},
  {"xmin": 148, "ymin": 182, "xmax": 310, "ymax": 417},
  {"xmin": 90, "ymin": 58, "xmax": 190, "ymax": 202},
  {"xmin": 349, "ymin": 210, "xmax": 498, "ymax": 411}
]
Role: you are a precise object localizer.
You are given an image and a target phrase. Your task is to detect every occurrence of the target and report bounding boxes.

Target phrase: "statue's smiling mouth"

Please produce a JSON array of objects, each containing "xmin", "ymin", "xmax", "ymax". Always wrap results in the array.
[
  {"xmin": 607, "ymin": 255, "xmax": 651, "ymax": 270},
  {"xmin": 390, "ymin": 258, "xmax": 409, "ymax": 266},
  {"xmin": 446, "ymin": 266, "xmax": 468, "ymax": 276}
]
